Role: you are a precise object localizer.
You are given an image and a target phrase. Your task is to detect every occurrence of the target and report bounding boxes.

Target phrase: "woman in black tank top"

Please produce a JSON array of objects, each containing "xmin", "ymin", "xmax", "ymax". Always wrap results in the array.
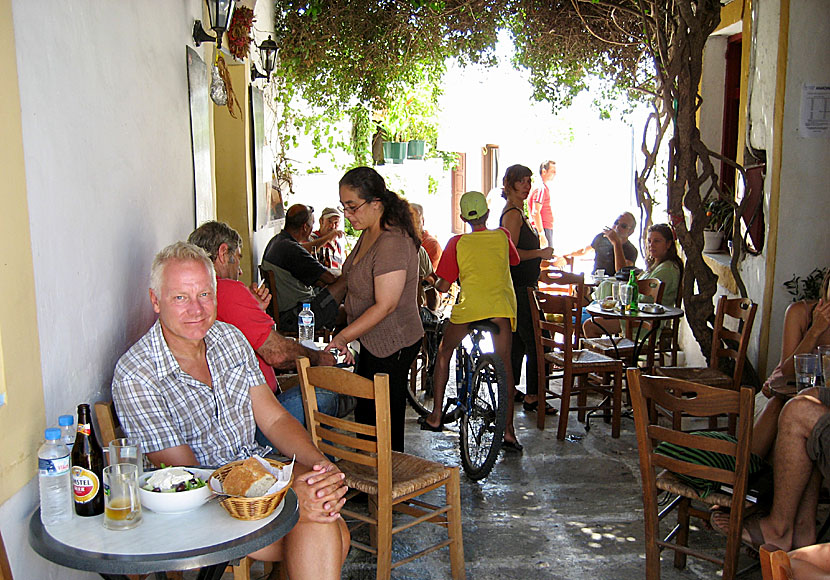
[{"xmin": 499, "ymin": 165, "xmax": 556, "ymax": 442}]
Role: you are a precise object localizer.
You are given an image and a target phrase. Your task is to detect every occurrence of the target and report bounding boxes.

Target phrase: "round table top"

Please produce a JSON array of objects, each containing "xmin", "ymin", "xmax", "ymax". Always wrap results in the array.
[
  {"xmin": 766, "ymin": 374, "xmax": 798, "ymax": 400},
  {"xmin": 585, "ymin": 302, "xmax": 684, "ymax": 321},
  {"xmin": 29, "ymin": 489, "xmax": 298, "ymax": 575}
]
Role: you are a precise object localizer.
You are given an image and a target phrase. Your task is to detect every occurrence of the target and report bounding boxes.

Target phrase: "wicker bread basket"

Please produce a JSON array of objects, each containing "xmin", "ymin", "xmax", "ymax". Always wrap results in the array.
[{"xmin": 210, "ymin": 458, "xmax": 293, "ymax": 520}]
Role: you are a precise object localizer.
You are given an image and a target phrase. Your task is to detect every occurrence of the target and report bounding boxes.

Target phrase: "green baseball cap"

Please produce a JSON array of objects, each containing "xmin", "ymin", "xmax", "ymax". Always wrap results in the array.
[{"xmin": 460, "ymin": 191, "xmax": 488, "ymax": 220}]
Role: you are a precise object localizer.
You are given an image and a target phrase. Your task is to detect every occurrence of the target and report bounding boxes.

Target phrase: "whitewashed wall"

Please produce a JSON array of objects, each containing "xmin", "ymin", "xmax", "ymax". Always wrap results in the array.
[{"xmin": 3, "ymin": 1, "xmax": 204, "ymax": 577}]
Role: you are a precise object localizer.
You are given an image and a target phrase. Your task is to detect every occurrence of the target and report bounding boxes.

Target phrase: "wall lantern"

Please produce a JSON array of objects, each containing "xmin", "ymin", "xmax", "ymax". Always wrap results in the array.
[
  {"xmin": 251, "ymin": 36, "xmax": 279, "ymax": 82},
  {"xmin": 192, "ymin": 0, "xmax": 236, "ymax": 50}
]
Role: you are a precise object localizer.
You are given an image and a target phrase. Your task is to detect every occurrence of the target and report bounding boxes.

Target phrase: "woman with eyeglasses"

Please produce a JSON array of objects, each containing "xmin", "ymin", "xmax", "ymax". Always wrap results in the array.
[
  {"xmin": 323, "ymin": 166, "xmax": 423, "ymax": 452},
  {"xmin": 500, "ymin": 164, "xmax": 556, "ymax": 440}
]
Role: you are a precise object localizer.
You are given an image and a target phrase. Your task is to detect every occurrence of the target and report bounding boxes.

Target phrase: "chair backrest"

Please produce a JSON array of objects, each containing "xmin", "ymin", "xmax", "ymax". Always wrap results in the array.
[
  {"xmin": 637, "ymin": 278, "xmax": 664, "ymax": 305},
  {"xmin": 710, "ymin": 295, "xmax": 758, "ymax": 389},
  {"xmin": 258, "ymin": 265, "xmax": 280, "ymax": 326},
  {"xmin": 539, "ymin": 269, "xmax": 585, "ymax": 338},
  {"xmin": 296, "ymin": 357, "xmax": 392, "ymax": 489},
  {"xmin": 94, "ymin": 401, "xmax": 125, "ymax": 447},
  {"xmin": 0, "ymin": 529, "xmax": 12, "ymax": 580},
  {"xmin": 529, "ymin": 291, "xmax": 577, "ymax": 354},
  {"xmin": 628, "ymin": 369, "xmax": 755, "ymax": 495}
]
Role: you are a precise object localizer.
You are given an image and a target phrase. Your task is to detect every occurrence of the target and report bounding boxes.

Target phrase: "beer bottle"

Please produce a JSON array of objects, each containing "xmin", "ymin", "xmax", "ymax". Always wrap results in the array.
[
  {"xmin": 627, "ymin": 269, "xmax": 639, "ymax": 313},
  {"xmin": 71, "ymin": 403, "xmax": 104, "ymax": 516}
]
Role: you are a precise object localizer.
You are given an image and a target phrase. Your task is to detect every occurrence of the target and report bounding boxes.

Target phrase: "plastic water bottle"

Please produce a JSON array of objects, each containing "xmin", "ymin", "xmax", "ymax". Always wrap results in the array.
[
  {"xmin": 59, "ymin": 414, "xmax": 75, "ymax": 447},
  {"xmin": 298, "ymin": 303, "xmax": 315, "ymax": 342},
  {"xmin": 38, "ymin": 428, "xmax": 72, "ymax": 526}
]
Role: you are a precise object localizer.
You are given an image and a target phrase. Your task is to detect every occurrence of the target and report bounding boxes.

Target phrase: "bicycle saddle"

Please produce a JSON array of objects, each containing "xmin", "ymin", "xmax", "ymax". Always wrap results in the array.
[{"xmin": 468, "ymin": 320, "xmax": 500, "ymax": 334}]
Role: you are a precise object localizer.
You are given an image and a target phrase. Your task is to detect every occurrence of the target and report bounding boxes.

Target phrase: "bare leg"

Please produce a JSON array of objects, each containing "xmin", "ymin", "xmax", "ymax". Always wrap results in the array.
[
  {"xmin": 790, "ymin": 543, "xmax": 830, "ymax": 579},
  {"xmin": 490, "ymin": 318, "xmax": 518, "ymax": 443},
  {"xmin": 751, "ymin": 395, "xmax": 784, "ymax": 458},
  {"xmin": 249, "ymin": 463, "xmax": 350, "ymax": 577},
  {"xmin": 758, "ymin": 396, "xmax": 828, "ymax": 551},
  {"xmin": 792, "ymin": 469, "xmax": 821, "ymax": 549},
  {"xmin": 424, "ymin": 322, "xmax": 470, "ymax": 429}
]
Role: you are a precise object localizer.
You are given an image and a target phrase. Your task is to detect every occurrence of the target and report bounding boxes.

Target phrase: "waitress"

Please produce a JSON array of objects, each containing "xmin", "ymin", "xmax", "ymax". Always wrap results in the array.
[
  {"xmin": 499, "ymin": 164, "xmax": 556, "ymax": 438},
  {"xmin": 324, "ymin": 166, "xmax": 423, "ymax": 452}
]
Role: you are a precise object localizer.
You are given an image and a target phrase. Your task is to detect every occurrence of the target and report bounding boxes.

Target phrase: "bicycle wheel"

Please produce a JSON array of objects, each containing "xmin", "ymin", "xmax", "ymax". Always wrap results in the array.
[
  {"xmin": 460, "ymin": 353, "xmax": 507, "ymax": 480},
  {"xmin": 406, "ymin": 339, "xmax": 433, "ymax": 415}
]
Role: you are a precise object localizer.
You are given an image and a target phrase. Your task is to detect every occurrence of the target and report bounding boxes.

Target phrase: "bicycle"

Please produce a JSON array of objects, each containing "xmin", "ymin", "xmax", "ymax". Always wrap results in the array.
[{"xmin": 439, "ymin": 320, "xmax": 509, "ymax": 481}]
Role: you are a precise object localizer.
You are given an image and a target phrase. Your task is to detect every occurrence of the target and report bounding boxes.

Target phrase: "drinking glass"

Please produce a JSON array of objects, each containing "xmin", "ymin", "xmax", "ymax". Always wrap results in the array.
[
  {"xmin": 611, "ymin": 282, "xmax": 621, "ymax": 305},
  {"xmin": 107, "ymin": 438, "xmax": 143, "ymax": 475},
  {"xmin": 818, "ymin": 345, "xmax": 830, "ymax": 386},
  {"xmin": 103, "ymin": 464, "xmax": 142, "ymax": 530},
  {"xmin": 619, "ymin": 284, "xmax": 634, "ymax": 311},
  {"xmin": 794, "ymin": 353, "xmax": 819, "ymax": 392}
]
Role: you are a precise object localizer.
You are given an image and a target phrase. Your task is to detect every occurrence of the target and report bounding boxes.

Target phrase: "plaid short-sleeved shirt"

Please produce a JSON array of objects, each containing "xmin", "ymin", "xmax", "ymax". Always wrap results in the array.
[{"xmin": 112, "ymin": 320, "xmax": 270, "ymax": 466}]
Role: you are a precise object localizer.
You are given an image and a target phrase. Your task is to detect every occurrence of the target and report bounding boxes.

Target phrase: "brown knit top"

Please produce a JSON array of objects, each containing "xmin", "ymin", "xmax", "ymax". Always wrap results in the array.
[{"xmin": 342, "ymin": 227, "xmax": 423, "ymax": 358}]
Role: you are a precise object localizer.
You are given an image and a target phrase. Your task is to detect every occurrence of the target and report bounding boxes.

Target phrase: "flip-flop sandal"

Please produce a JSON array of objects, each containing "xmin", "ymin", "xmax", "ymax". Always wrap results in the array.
[
  {"xmin": 711, "ymin": 510, "xmax": 768, "ymax": 553},
  {"xmin": 522, "ymin": 399, "xmax": 559, "ymax": 415},
  {"xmin": 417, "ymin": 416, "xmax": 443, "ymax": 432}
]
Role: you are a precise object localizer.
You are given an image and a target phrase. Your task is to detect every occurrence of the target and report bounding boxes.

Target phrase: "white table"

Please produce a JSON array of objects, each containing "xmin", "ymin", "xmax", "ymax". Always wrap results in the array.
[{"xmin": 29, "ymin": 489, "xmax": 298, "ymax": 580}]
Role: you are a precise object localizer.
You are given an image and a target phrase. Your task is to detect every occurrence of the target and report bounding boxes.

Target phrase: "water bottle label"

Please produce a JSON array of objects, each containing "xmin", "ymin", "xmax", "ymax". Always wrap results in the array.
[
  {"xmin": 39, "ymin": 455, "xmax": 70, "ymax": 475},
  {"xmin": 72, "ymin": 466, "xmax": 100, "ymax": 503}
]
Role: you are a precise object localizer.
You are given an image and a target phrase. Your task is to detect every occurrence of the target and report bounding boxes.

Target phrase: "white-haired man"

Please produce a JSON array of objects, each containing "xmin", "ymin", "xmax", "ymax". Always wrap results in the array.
[{"xmin": 112, "ymin": 242, "xmax": 349, "ymax": 577}]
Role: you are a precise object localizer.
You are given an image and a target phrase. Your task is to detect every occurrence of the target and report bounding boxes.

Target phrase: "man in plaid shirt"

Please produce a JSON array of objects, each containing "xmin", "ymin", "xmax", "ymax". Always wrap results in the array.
[{"xmin": 112, "ymin": 242, "xmax": 348, "ymax": 576}]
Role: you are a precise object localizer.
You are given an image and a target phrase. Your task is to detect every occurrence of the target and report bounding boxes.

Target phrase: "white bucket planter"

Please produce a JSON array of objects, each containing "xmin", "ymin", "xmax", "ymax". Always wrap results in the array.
[{"xmin": 703, "ymin": 230, "xmax": 724, "ymax": 252}]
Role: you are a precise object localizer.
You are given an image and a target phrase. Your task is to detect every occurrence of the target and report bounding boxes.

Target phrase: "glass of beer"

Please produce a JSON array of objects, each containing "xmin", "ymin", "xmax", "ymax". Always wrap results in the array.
[
  {"xmin": 103, "ymin": 464, "xmax": 142, "ymax": 530},
  {"xmin": 817, "ymin": 345, "xmax": 830, "ymax": 386}
]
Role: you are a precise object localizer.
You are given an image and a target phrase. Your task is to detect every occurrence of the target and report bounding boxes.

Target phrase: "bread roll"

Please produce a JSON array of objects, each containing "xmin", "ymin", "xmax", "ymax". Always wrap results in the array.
[{"xmin": 223, "ymin": 458, "xmax": 277, "ymax": 497}]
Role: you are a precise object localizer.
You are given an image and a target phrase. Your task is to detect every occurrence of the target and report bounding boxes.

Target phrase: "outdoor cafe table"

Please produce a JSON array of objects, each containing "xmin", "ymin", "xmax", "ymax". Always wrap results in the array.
[
  {"xmin": 29, "ymin": 488, "xmax": 298, "ymax": 580},
  {"xmin": 584, "ymin": 302, "xmax": 684, "ymax": 366},
  {"xmin": 766, "ymin": 373, "xmax": 799, "ymax": 400}
]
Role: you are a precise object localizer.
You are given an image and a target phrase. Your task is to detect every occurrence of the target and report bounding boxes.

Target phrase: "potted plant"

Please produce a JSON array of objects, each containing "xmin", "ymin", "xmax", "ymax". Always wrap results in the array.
[{"xmin": 703, "ymin": 196, "xmax": 734, "ymax": 252}]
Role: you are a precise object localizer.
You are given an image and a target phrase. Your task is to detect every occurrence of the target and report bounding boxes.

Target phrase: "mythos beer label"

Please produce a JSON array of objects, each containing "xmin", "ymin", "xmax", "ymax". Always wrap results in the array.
[{"xmin": 72, "ymin": 466, "xmax": 100, "ymax": 503}]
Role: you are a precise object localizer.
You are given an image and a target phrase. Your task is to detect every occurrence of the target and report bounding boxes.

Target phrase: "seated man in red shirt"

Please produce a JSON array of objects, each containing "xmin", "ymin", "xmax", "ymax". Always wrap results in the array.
[
  {"xmin": 188, "ymin": 221, "xmax": 340, "ymax": 433},
  {"xmin": 410, "ymin": 203, "xmax": 442, "ymax": 270}
]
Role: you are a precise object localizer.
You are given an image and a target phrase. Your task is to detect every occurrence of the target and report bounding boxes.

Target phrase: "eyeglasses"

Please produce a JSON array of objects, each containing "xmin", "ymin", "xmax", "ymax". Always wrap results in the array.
[
  {"xmin": 614, "ymin": 220, "xmax": 632, "ymax": 230},
  {"xmin": 339, "ymin": 199, "xmax": 370, "ymax": 214}
]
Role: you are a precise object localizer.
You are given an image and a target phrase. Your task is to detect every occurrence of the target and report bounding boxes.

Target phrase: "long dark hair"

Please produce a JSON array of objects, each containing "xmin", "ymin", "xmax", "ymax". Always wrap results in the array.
[
  {"xmin": 339, "ymin": 166, "xmax": 420, "ymax": 247},
  {"xmin": 500, "ymin": 164, "xmax": 533, "ymax": 199},
  {"xmin": 647, "ymin": 223, "xmax": 684, "ymax": 279}
]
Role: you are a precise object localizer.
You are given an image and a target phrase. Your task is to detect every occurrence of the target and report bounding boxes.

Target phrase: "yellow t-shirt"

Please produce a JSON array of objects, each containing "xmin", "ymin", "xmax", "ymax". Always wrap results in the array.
[{"xmin": 436, "ymin": 229, "xmax": 518, "ymax": 331}]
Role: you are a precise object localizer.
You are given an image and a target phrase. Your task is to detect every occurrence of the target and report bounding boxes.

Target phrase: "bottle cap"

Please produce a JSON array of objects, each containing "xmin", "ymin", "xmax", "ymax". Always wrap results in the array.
[
  {"xmin": 303, "ymin": 303, "xmax": 311, "ymax": 309},
  {"xmin": 45, "ymin": 428, "xmax": 62, "ymax": 440},
  {"xmin": 58, "ymin": 415, "xmax": 73, "ymax": 426}
]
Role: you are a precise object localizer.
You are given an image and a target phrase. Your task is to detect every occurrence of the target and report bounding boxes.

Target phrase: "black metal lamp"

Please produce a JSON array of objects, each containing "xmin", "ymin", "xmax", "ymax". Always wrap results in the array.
[
  {"xmin": 251, "ymin": 36, "xmax": 279, "ymax": 82},
  {"xmin": 192, "ymin": 0, "xmax": 236, "ymax": 50}
]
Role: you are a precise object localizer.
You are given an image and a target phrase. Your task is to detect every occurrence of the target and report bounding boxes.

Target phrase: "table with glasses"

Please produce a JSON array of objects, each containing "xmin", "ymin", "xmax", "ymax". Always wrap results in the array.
[
  {"xmin": 29, "ymin": 488, "xmax": 298, "ymax": 580},
  {"xmin": 585, "ymin": 302, "xmax": 685, "ymax": 366}
]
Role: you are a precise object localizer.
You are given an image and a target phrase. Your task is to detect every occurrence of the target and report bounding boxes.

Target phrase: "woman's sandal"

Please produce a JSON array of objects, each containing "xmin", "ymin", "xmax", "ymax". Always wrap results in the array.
[
  {"xmin": 502, "ymin": 439, "xmax": 524, "ymax": 453},
  {"xmin": 522, "ymin": 399, "xmax": 558, "ymax": 415}
]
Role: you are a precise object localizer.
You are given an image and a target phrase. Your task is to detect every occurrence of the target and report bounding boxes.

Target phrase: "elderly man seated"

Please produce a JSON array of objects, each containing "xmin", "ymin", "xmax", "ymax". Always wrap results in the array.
[
  {"xmin": 187, "ymin": 221, "xmax": 341, "ymax": 430},
  {"xmin": 112, "ymin": 242, "xmax": 349, "ymax": 577},
  {"xmin": 307, "ymin": 207, "xmax": 345, "ymax": 270},
  {"xmin": 262, "ymin": 205, "xmax": 341, "ymax": 332},
  {"xmin": 563, "ymin": 212, "xmax": 638, "ymax": 275},
  {"xmin": 712, "ymin": 387, "xmax": 830, "ymax": 553}
]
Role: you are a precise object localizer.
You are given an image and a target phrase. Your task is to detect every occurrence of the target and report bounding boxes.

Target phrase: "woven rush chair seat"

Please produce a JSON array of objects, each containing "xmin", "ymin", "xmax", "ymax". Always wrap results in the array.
[
  {"xmin": 655, "ymin": 366, "xmax": 733, "ymax": 388},
  {"xmin": 656, "ymin": 470, "xmax": 751, "ymax": 509},
  {"xmin": 547, "ymin": 349, "xmax": 623, "ymax": 368},
  {"xmin": 339, "ymin": 452, "xmax": 454, "ymax": 499},
  {"xmin": 581, "ymin": 337, "xmax": 636, "ymax": 357}
]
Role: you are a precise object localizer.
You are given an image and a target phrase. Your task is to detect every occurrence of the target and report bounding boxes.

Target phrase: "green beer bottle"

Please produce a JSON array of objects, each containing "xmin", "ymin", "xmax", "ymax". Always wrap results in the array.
[{"xmin": 627, "ymin": 270, "xmax": 639, "ymax": 313}]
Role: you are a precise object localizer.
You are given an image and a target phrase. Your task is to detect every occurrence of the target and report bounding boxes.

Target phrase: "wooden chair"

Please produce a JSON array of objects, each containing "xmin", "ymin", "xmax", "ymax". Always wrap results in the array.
[
  {"xmin": 529, "ymin": 291, "xmax": 624, "ymax": 437},
  {"xmin": 655, "ymin": 295, "xmax": 757, "ymax": 432},
  {"xmin": 538, "ymin": 269, "xmax": 585, "ymax": 347},
  {"xmin": 655, "ymin": 270, "xmax": 684, "ymax": 367},
  {"xmin": 582, "ymin": 278, "xmax": 665, "ymax": 369},
  {"xmin": 760, "ymin": 544, "xmax": 794, "ymax": 580},
  {"xmin": 94, "ymin": 402, "xmax": 271, "ymax": 580},
  {"xmin": 627, "ymin": 369, "xmax": 756, "ymax": 580},
  {"xmin": 0, "ymin": 529, "xmax": 12, "ymax": 580},
  {"xmin": 296, "ymin": 357, "xmax": 465, "ymax": 580}
]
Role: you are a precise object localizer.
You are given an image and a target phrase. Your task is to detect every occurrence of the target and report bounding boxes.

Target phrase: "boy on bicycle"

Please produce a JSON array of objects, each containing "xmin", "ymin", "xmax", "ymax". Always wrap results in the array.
[{"xmin": 419, "ymin": 191, "xmax": 523, "ymax": 451}]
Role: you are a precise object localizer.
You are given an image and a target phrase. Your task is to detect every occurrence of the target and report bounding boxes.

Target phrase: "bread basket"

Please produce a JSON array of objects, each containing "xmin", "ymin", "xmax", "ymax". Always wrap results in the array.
[{"xmin": 210, "ymin": 458, "xmax": 294, "ymax": 520}]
